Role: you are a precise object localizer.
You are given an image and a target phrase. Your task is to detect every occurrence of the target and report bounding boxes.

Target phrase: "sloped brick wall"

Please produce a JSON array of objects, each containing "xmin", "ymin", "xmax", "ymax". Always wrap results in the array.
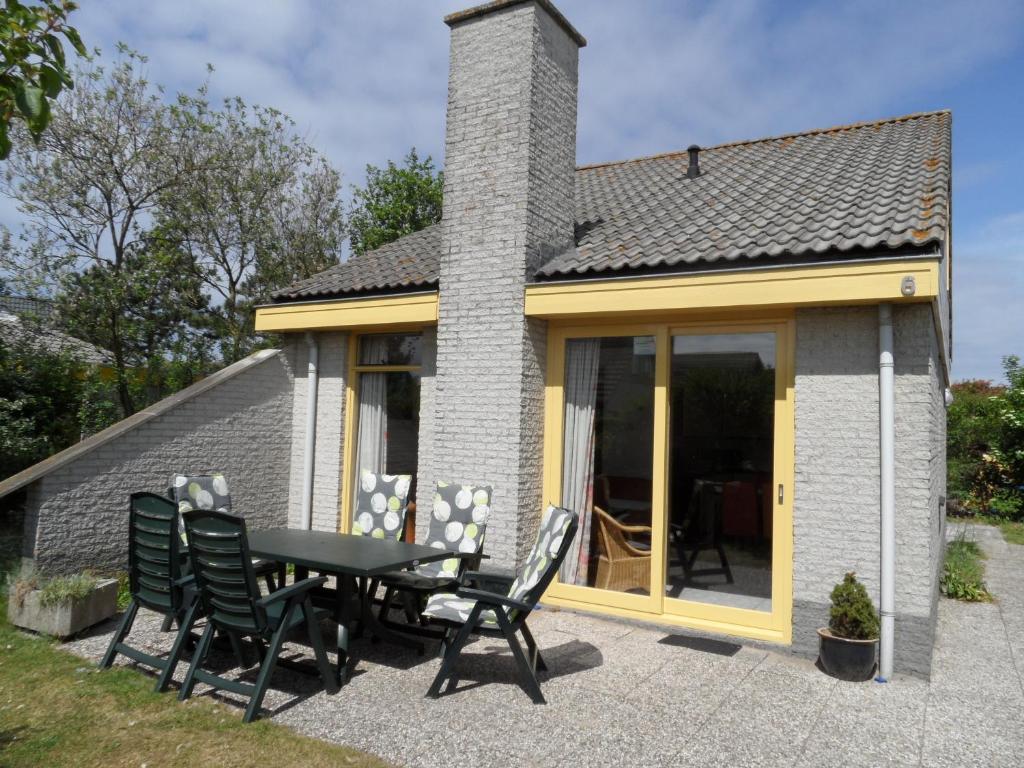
[{"xmin": 20, "ymin": 350, "xmax": 294, "ymax": 575}]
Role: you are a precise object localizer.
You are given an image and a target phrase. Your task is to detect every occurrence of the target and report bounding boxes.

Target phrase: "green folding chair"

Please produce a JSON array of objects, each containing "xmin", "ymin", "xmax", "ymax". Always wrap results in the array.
[
  {"xmin": 178, "ymin": 510, "xmax": 338, "ymax": 723},
  {"xmin": 100, "ymin": 492, "xmax": 201, "ymax": 692}
]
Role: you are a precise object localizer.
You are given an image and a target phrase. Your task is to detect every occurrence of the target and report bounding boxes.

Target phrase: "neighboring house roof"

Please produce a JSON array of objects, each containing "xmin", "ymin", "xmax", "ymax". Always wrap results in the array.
[
  {"xmin": 0, "ymin": 296, "xmax": 56, "ymax": 321},
  {"xmin": 0, "ymin": 305, "xmax": 113, "ymax": 366},
  {"xmin": 273, "ymin": 110, "xmax": 951, "ymax": 302}
]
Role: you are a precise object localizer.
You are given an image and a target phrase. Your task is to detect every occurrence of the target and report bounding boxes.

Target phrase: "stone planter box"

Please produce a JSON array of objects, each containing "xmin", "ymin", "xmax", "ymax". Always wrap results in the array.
[{"xmin": 7, "ymin": 579, "xmax": 119, "ymax": 639}]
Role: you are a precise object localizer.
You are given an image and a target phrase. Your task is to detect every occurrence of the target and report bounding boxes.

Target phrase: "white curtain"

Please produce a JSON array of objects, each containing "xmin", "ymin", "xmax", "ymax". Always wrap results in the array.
[
  {"xmin": 559, "ymin": 338, "xmax": 600, "ymax": 585},
  {"xmin": 355, "ymin": 337, "xmax": 389, "ymax": 505}
]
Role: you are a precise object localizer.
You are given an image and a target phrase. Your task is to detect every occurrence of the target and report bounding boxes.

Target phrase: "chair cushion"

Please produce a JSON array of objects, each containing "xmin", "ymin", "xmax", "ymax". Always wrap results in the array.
[
  {"xmin": 421, "ymin": 593, "xmax": 498, "ymax": 628},
  {"xmin": 508, "ymin": 505, "xmax": 574, "ymax": 603},
  {"xmin": 171, "ymin": 473, "xmax": 231, "ymax": 542},
  {"xmin": 352, "ymin": 471, "xmax": 411, "ymax": 539},
  {"xmin": 416, "ymin": 481, "xmax": 492, "ymax": 580}
]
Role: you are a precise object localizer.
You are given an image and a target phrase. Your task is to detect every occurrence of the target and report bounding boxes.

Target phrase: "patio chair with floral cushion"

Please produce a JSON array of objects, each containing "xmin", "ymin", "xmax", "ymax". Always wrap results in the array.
[
  {"xmin": 422, "ymin": 504, "xmax": 578, "ymax": 704},
  {"xmin": 372, "ymin": 481, "xmax": 492, "ymax": 637},
  {"xmin": 178, "ymin": 509, "xmax": 338, "ymax": 723},
  {"xmin": 351, "ymin": 470, "xmax": 413, "ymax": 539},
  {"xmin": 169, "ymin": 473, "xmax": 281, "ymax": 594}
]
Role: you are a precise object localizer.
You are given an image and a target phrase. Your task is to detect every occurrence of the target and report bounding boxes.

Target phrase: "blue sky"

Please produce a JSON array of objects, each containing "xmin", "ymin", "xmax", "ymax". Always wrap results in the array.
[{"xmin": 4, "ymin": 0, "xmax": 1023, "ymax": 381}]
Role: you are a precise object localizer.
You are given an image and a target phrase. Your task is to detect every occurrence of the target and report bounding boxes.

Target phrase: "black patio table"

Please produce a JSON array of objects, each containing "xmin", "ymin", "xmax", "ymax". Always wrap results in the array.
[{"xmin": 247, "ymin": 527, "xmax": 462, "ymax": 685}]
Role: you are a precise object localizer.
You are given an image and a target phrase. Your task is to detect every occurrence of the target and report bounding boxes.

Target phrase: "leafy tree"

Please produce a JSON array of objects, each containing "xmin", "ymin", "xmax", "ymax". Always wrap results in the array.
[
  {"xmin": 0, "ymin": 49, "xmax": 197, "ymax": 415},
  {"xmin": 992, "ymin": 356, "xmax": 1024, "ymax": 489},
  {"xmin": 0, "ymin": 0, "xmax": 87, "ymax": 158},
  {"xmin": 946, "ymin": 379, "xmax": 1004, "ymax": 502},
  {"xmin": 947, "ymin": 358, "xmax": 1024, "ymax": 519},
  {"xmin": 159, "ymin": 94, "xmax": 344, "ymax": 362},
  {"xmin": 0, "ymin": 331, "xmax": 84, "ymax": 478},
  {"xmin": 348, "ymin": 148, "xmax": 442, "ymax": 256},
  {"xmin": 54, "ymin": 227, "xmax": 209, "ymax": 409}
]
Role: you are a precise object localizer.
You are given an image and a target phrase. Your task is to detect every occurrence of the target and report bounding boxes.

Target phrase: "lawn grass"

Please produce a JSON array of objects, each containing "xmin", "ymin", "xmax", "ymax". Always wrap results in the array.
[
  {"xmin": 940, "ymin": 532, "xmax": 991, "ymax": 602},
  {"xmin": 0, "ymin": 519, "xmax": 389, "ymax": 768},
  {"xmin": 0, "ymin": 595, "xmax": 392, "ymax": 768}
]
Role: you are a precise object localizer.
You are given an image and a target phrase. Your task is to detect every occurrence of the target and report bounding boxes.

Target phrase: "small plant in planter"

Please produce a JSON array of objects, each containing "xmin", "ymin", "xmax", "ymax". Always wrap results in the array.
[
  {"xmin": 817, "ymin": 572, "xmax": 880, "ymax": 681},
  {"xmin": 8, "ymin": 572, "xmax": 119, "ymax": 639}
]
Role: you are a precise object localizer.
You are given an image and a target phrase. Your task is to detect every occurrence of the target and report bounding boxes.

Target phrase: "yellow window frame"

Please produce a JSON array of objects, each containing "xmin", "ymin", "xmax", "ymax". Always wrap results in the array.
[{"xmin": 338, "ymin": 329, "xmax": 425, "ymax": 533}]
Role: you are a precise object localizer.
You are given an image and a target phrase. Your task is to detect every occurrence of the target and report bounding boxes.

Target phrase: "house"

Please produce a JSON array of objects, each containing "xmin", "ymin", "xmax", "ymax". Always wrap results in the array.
[{"xmin": 0, "ymin": 0, "xmax": 950, "ymax": 679}]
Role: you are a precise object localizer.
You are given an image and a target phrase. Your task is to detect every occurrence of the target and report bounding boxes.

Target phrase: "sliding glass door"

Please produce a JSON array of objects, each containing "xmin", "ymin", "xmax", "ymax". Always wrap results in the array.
[
  {"xmin": 545, "ymin": 320, "xmax": 793, "ymax": 641},
  {"xmin": 548, "ymin": 327, "xmax": 666, "ymax": 614},
  {"xmin": 665, "ymin": 330, "xmax": 777, "ymax": 614}
]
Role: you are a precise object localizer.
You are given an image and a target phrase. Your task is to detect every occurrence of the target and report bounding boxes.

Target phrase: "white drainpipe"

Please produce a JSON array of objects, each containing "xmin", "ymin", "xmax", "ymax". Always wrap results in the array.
[
  {"xmin": 877, "ymin": 304, "xmax": 896, "ymax": 681},
  {"xmin": 300, "ymin": 332, "xmax": 319, "ymax": 530}
]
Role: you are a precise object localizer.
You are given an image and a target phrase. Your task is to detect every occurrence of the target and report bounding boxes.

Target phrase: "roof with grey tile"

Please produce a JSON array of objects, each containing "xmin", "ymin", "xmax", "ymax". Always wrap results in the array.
[
  {"xmin": 273, "ymin": 111, "xmax": 950, "ymax": 300},
  {"xmin": 0, "ymin": 305, "xmax": 112, "ymax": 366},
  {"xmin": 272, "ymin": 224, "xmax": 441, "ymax": 300}
]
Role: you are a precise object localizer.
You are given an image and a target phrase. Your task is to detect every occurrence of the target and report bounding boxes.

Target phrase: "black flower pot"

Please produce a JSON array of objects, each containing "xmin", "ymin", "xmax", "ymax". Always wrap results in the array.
[{"xmin": 817, "ymin": 628, "xmax": 878, "ymax": 681}]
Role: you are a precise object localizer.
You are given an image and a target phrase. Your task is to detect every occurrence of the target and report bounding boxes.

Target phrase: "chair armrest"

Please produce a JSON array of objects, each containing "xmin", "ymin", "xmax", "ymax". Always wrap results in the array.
[
  {"xmin": 617, "ymin": 522, "xmax": 653, "ymax": 535},
  {"xmin": 462, "ymin": 570, "xmax": 514, "ymax": 586},
  {"xmin": 257, "ymin": 576, "xmax": 327, "ymax": 607},
  {"xmin": 455, "ymin": 586, "xmax": 534, "ymax": 614},
  {"xmin": 173, "ymin": 574, "xmax": 195, "ymax": 588}
]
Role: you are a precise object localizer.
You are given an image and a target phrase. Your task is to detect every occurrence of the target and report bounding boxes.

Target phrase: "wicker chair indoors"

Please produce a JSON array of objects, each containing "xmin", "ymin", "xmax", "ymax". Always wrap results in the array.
[{"xmin": 593, "ymin": 505, "xmax": 651, "ymax": 594}]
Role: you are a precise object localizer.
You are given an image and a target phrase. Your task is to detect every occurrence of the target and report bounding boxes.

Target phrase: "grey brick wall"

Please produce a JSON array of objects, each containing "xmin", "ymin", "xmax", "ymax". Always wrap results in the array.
[
  {"xmin": 792, "ymin": 303, "xmax": 944, "ymax": 678},
  {"xmin": 414, "ymin": 327, "xmax": 438, "ymax": 544},
  {"xmin": 285, "ymin": 332, "xmax": 348, "ymax": 532},
  {"xmin": 418, "ymin": 1, "xmax": 581, "ymax": 570},
  {"xmin": 22, "ymin": 350, "xmax": 295, "ymax": 575}
]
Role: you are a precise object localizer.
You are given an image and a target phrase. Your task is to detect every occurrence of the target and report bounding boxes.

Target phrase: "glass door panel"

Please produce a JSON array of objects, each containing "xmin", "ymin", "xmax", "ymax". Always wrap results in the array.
[
  {"xmin": 666, "ymin": 331, "xmax": 776, "ymax": 613},
  {"xmin": 558, "ymin": 335, "xmax": 656, "ymax": 598}
]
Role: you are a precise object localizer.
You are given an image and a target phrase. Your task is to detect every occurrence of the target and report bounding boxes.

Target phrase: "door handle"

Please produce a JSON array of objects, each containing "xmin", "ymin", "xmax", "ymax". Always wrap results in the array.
[{"xmin": 777, "ymin": 484, "xmax": 784, "ymax": 505}]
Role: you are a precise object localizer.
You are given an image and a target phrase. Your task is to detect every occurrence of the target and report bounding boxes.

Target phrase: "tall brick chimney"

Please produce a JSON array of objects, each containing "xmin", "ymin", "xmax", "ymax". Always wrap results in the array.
[{"xmin": 415, "ymin": 1, "xmax": 584, "ymax": 569}]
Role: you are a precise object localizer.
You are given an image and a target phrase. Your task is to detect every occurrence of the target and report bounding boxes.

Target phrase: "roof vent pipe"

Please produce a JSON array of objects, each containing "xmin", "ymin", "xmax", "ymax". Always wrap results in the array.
[{"xmin": 686, "ymin": 145, "xmax": 702, "ymax": 179}]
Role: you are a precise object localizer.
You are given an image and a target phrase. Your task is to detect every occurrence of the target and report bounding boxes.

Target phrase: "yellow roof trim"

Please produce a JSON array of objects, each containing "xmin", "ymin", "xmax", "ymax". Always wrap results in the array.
[
  {"xmin": 524, "ymin": 258, "xmax": 940, "ymax": 319},
  {"xmin": 255, "ymin": 292, "xmax": 438, "ymax": 332}
]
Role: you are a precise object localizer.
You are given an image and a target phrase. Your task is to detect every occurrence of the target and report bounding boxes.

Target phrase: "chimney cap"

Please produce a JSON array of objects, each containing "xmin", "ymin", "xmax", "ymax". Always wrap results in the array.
[{"xmin": 445, "ymin": 0, "xmax": 587, "ymax": 47}]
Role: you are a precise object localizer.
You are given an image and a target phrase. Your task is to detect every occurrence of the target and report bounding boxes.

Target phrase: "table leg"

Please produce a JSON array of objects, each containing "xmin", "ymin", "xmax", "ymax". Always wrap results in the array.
[{"xmin": 336, "ymin": 573, "xmax": 351, "ymax": 686}]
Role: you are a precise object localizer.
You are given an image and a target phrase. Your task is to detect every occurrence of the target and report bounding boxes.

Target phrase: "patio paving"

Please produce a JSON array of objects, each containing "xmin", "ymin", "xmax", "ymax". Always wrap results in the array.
[{"xmin": 64, "ymin": 524, "xmax": 1024, "ymax": 767}]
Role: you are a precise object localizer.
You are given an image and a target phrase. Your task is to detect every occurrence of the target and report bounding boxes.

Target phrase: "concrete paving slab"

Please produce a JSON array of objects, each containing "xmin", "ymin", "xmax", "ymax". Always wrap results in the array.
[{"xmin": 53, "ymin": 524, "xmax": 1024, "ymax": 768}]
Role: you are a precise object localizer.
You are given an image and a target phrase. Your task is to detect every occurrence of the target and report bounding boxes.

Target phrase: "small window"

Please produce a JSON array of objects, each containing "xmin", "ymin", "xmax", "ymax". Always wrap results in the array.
[{"xmin": 358, "ymin": 333, "xmax": 422, "ymax": 366}]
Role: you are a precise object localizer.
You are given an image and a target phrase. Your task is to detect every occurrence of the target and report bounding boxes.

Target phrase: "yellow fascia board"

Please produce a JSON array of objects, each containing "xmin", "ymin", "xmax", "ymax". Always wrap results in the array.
[
  {"xmin": 524, "ymin": 258, "xmax": 940, "ymax": 319},
  {"xmin": 254, "ymin": 292, "xmax": 438, "ymax": 332}
]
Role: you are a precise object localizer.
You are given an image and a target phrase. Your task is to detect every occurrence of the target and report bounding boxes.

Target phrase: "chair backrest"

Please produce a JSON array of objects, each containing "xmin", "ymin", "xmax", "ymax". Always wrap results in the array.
[
  {"xmin": 593, "ymin": 506, "xmax": 648, "ymax": 560},
  {"xmin": 182, "ymin": 509, "xmax": 266, "ymax": 636},
  {"xmin": 128, "ymin": 492, "xmax": 186, "ymax": 616},
  {"xmin": 506, "ymin": 505, "xmax": 578, "ymax": 613},
  {"xmin": 417, "ymin": 481, "xmax": 492, "ymax": 580},
  {"xmin": 170, "ymin": 473, "xmax": 232, "ymax": 541},
  {"xmin": 686, "ymin": 479, "xmax": 722, "ymax": 540},
  {"xmin": 352, "ymin": 470, "xmax": 411, "ymax": 540}
]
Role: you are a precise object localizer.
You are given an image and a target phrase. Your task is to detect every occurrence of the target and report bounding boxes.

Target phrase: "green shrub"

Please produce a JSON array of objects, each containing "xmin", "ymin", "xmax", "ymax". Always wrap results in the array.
[
  {"xmin": 828, "ymin": 572, "xmax": 879, "ymax": 640},
  {"xmin": 988, "ymin": 489, "xmax": 1024, "ymax": 521},
  {"xmin": 941, "ymin": 533, "xmax": 991, "ymax": 602}
]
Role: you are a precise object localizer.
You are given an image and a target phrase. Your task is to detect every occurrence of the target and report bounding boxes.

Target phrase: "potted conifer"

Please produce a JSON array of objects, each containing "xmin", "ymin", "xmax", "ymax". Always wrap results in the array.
[{"xmin": 817, "ymin": 572, "xmax": 880, "ymax": 681}]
